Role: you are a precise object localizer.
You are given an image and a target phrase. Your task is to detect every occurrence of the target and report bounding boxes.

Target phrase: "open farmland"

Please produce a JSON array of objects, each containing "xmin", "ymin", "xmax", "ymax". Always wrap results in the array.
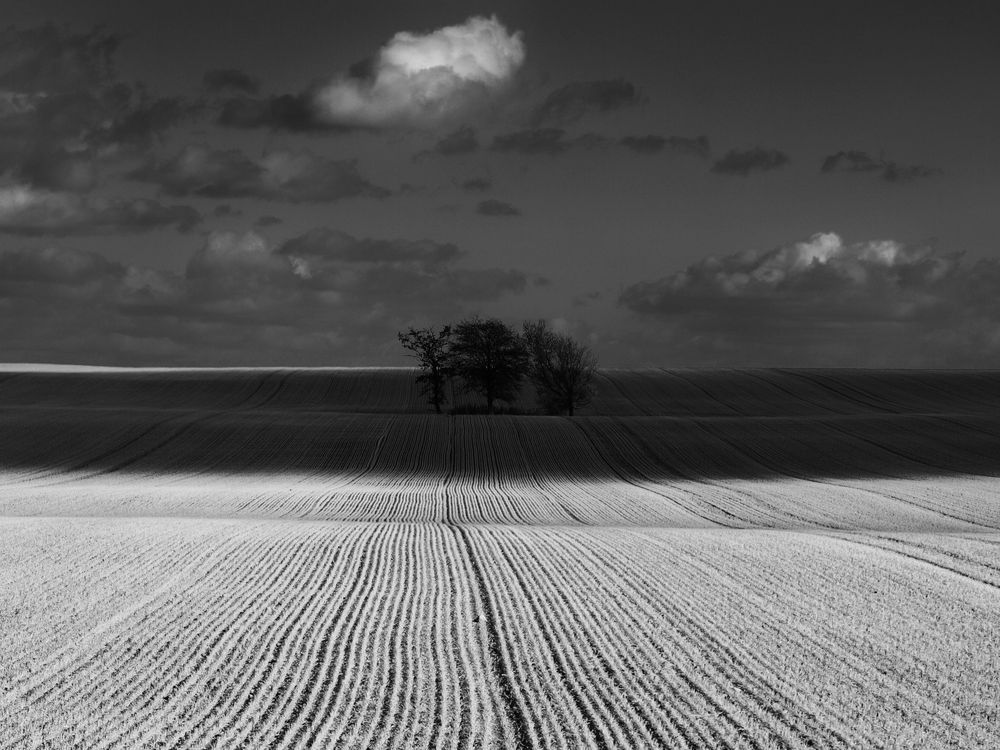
[{"xmin": 1, "ymin": 366, "xmax": 998, "ymax": 748}]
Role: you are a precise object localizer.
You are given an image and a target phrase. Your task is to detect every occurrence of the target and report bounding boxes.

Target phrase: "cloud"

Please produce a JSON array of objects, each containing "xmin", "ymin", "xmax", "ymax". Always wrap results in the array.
[
  {"xmin": 15, "ymin": 146, "xmax": 100, "ymax": 192},
  {"xmin": 618, "ymin": 231, "xmax": 1000, "ymax": 366},
  {"xmin": 620, "ymin": 134, "xmax": 711, "ymax": 158},
  {"xmin": 532, "ymin": 79, "xmax": 644, "ymax": 126},
  {"xmin": 492, "ymin": 128, "xmax": 568, "ymax": 155},
  {"xmin": 255, "ymin": 214, "xmax": 283, "ymax": 227},
  {"xmin": 477, "ymin": 198, "xmax": 520, "ymax": 217},
  {"xmin": 882, "ymin": 162, "xmax": 942, "ymax": 183},
  {"xmin": 0, "ymin": 245, "xmax": 124, "ymax": 286},
  {"xmin": 820, "ymin": 150, "xmax": 881, "ymax": 173},
  {"xmin": 0, "ymin": 226, "xmax": 530, "ymax": 365},
  {"xmin": 0, "ymin": 26, "xmax": 199, "ymax": 184},
  {"xmin": 427, "ymin": 125, "xmax": 479, "ymax": 156},
  {"xmin": 711, "ymin": 147, "xmax": 790, "ymax": 176},
  {"xmin": 491, "ymin": 128, "xmax": 609, "ymax": 156},
  {"xmin": 311, "ymin": 16, "xmax": 525, "ymax": 129},
  {"xmin": 821, "ymin": 150, "xmax": 942, "ymax": 183},
  {"xmin": 459, "ymin": 177, "xmax": 491, "ymax": 192},
  {"xmin": 131, "ymin": 145, "xmax": 389, "ymax": 202},
  {"xmin": 215, "ymin": 93, "xmax": 333, "ymax": 131},
  {"xmin": 0, "ymin": 185, "xmax": 201, "ymax": 235},
  {"xmin": 0, "ymin": 25, "xmax": 118, "ymax": 94},
  {"xmin": 572, "ymin": 290, "xmax": 602, "ymax": 307},
  {"xmin": 94, "ymin": 89, "xmax": 201, "ymax": 148},
  {"xmin": 212, "ymin": 203, "xmax": 241, "ymax": 218},
  {"xmin": 203, "ymin": 68, "xmax": 260, "ymax": 95},
  {"xmin": 278, "ymin": 227, "xmax": 464, "ymax": 266},
  {"xmin": 185, "ymin": 229, "xmax": 285, "ymax": 281}
]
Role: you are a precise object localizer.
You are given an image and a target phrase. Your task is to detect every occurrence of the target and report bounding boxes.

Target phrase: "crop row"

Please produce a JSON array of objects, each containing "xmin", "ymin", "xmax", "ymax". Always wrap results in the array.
[
  {"xmin": 3, "ymin": 407, "xmax": 1000, "ymax": 529},
  {"xmin": 1, "ymin": 518, "xmax": 996, "ymax": 748}
]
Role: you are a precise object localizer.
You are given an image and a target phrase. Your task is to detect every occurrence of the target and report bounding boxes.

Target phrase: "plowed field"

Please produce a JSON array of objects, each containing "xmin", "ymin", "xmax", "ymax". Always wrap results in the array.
[{"xmin": 1, "ymin": 366, "xmax": 997, "ymax": 748}]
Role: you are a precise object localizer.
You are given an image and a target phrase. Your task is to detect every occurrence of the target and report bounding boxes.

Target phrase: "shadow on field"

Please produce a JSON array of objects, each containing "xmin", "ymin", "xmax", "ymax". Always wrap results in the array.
[
  {"xmin": 4, "ymin": 414, "xmax": 1000, "ymax": 483},
  {"xmin": 3, "ymin": 368, "xmax": 1000, "ymax": 482}
]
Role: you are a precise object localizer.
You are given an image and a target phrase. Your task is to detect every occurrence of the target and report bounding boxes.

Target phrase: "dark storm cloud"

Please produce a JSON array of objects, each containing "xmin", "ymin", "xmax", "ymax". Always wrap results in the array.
[
  {"xmin": 0, "ymin": 229, "xmax": 529, "ymax": 364},
  {"xmin": 216, "ymin": 93, "xmax": 349, "ymax": 132},
  {"xmin": 821, "ymin": 150, "xmax": 942, "ymax": 183},
  {"xmin": 0, "ymin": 26, "xmax": 195, "ymax": 144},
  {"xmin": 0, "ymin": 185, "xmax": 201, "ymax": 235},
  {"xmin": 492, "ymin": 128, "xmax": 570, "ymax": 155},
  {"xmin": 131, "ymin": 145, "xmax": 389, "ymax": 202},
  {"xmin": 531, "ymin": 79, "xmax": 644, "ymax": 126},
  {"xmin": 277, "ymin": 228, "xmax": 463, "ymax": 267},
  {"xmin": 255, "ymin": 214, "xmax": 283, "ymax": 227},
  {"xmin": 15, "ymin": 146, "xmax": 100, "ymax": 192},
  {"xmin": 459, "ymin": 178, "xmax": 491, "ymax": 192},
  {"xmin": 202, "ymin": 69, "xmax": 261, "ymax": 95},
  {"xmin": 572, "ymin": 290, "xmax": 602, "ymax": 307},
  {"xmin": 0, "ymin": 25, "xmax": 118, "ymax": 94},
  {"xmin": 212, "ymin": 204, "xmax": 241, "ymax": 218},
  {"xmin": 429, "ymin": 126, "xmax": 479, "ymax": 156},
  {"xmin": 881, "ymin": 162, "xmax": 943, "ymax": 183},
  {"xmin": 0, "ymin": 25, "xmax": 200, "ymax": 187},
  {"xmin": 711, "ymin": 147, "xmax": 790, "ymax": 176},
  {"xmin": 620, "ymin": 134, "xmax": 711, "ymax": 157},
  {"xmin": 0, "ymin": 245, "xmax": 124, "ymax": 286},
  {"xmin": 820, "ymin": 150, "xmax": 882, "ymax": 173},
  {"xmin": 95, "ymin": 89, "xmax": 202, "ymax": 148},
  {"xmin": 619, "ymin": 232, "xmax": 1000, "ymax": 366},
  {"xmin": 477, "ymin": 199, "xmax": 520, "ymax": 217},
  {"xmin": 491, "ymin": 128, "xmax": 609, "ymax": 156}
]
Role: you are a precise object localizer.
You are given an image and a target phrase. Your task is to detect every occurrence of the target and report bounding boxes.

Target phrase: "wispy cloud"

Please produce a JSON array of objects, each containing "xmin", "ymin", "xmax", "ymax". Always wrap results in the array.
[
  {"xmin": 131, "ymin": 145, "xmax": 389, "ymax": 202},
  {"xmin": 202, "ymin": 68, "xmax": 260, "ymax": 95},
  {"xmin": 821, "ymin": 150, "xmax": 942, "ymax": 183},
  {"xmin": 0, "ymin": 185, "xmax": 200, "ymax": 235},
  {"xmin": 711, "ymin": 147, "xmax": 790, "ymax": 176},
  {"xmin": 491, "ymin": 128, "xmax": 609, "ymax": 156},
  {"xmin": 531, "ymin": 79, "xmax": 644, "ymax": 126},
  {"xmin": 477, "ymin": 199, "xmax": 520, "ymax": 217},
  {"xmin": 620, "ymin": 134, "xmax": 710, "ymax": 158}
]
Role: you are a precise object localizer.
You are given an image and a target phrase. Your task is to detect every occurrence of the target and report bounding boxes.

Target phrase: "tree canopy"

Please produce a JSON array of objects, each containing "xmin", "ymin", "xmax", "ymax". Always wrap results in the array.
[
  {"xmin": 397, "ymin": 317, "xmax": 596, "ymax": 415},
  {"xmin": 450, "ymin": 317, "xmax": 528, "ymax": 414},
  {"xmin": 397, "ymin": 325, "xmax": 454, "ymax": 413},
  {"xmin": 523, "ymin": 320, "xmax": 596, "ymax": 416}
]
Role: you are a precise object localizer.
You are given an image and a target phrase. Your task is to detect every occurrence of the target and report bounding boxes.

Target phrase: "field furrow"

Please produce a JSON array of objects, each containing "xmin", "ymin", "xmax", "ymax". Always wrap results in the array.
[{"xmin": 3, "ymin": 367, "xmax": 1000, "ymax": 748}]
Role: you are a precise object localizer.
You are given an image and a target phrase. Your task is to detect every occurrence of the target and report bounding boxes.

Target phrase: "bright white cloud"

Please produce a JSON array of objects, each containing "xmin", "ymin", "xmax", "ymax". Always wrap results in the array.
[{"xmin": 313, "ymin": 15, "xmax": 525, "ymax": 128}]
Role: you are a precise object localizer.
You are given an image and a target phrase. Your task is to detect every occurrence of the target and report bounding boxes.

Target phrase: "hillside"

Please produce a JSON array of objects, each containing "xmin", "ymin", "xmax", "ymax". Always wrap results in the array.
[
  {"xmin": 2, "ymin": 367, "xmax": 999, "ymax": 529},
  {"xmin": 2, "ymin": 366, "xmax": 999, "ymax": 748}
]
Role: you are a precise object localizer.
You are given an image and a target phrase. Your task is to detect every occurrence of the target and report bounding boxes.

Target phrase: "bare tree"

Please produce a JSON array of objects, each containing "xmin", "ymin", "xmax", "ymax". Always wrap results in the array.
[
  {"xmin": 523, "ymin": 320, "xmax": 597, "ymax": 416},
  {"xmin": 397, "ymin": 325, "xmax": 454, "ymax": 414},
  {"xmin": 451, "ymin": 317, "xmax": 528, "ymax": 414}
]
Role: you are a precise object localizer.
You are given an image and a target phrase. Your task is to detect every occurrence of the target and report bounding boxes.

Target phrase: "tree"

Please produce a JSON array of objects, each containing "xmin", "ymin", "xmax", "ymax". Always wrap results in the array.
[
  {"xmin": 522, "ymin": 320, "xmax": 597, "ymax": 416},
  {"xmin": 397, "ymin": 325, "xmax": 454, "ymax": 414},
  {"xmin": 451, "ymin": 317, "xmax": 528, "ymax": 414}
]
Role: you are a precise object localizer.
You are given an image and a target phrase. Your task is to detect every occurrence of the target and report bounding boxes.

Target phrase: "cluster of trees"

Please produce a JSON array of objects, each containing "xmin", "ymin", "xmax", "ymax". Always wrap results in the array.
[{"xmin": 398, "ymin": 317, "xmax": 597, "ymax": 416}]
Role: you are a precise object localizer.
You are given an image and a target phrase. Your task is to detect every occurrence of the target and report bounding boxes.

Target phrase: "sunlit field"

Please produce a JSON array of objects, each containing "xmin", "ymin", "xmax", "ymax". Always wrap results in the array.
[{"xmin": 1, "ymin": 366, "xmax": 998, "ymax": 748}]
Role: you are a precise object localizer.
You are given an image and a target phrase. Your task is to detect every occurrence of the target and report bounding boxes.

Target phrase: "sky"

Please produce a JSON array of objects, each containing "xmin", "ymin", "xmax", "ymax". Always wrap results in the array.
[{"xmin": 1, "ymin": 0, "xmax": 999, "ymax": 367}]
